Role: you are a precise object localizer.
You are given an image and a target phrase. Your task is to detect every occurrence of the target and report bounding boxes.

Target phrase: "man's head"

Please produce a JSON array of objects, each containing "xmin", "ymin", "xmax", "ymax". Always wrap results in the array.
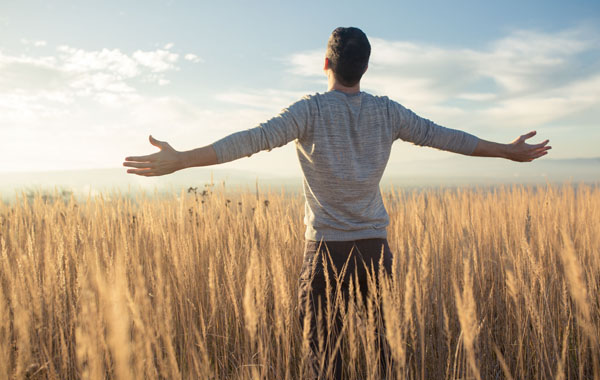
[{"xmin": 325, "ymin": 27, "xmax": 371, "ymax": 87}]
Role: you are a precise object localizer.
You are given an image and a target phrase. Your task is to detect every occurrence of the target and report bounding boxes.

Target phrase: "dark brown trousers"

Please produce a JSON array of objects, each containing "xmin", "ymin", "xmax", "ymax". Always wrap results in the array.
[{"xmin": 298, "ymin": 238, "xmax": 393, "ymax": 380}]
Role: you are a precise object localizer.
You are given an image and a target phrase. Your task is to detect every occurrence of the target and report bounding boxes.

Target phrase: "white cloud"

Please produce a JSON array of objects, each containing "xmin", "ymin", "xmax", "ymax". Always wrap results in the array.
[
  {"xmin": 457, "ymin": 93, "xmax": 497, "ymax": 102},
  {"xmin": 478, "ymin": 29, "xmax": 595, "ymax": 94},
  {"xmin": 21, "ymin": 39, "xmax": 48, "ymax": 47},
  {"xmin": 58, "ymin": 46, "xmax": 140, "ymax": 77},
  {"xmin": 0, "ymin": 44, "xmax": 182, "ymax": 118},
  {"xmin": 184, "ymin": 53, "xmax": 203, "ymax": 63},
  {"xmin": 0, "ymin": 39, "xmax": 280, "ymax": 171},
  {"xmin": 479, "ymin": 74, "xmax": 600, "ymax": 127},
  {"xmin": 0, "ymin": 44, "xmax": 187, "ymax": 171},
  {"xmin": 215, "ymin": 89, "xmax": 306, "ymax": 111},
  {"xmin": 287, "ymin": 50, "xmax": 323, "ymax": 77},
  {"xmin": 70, "ymin": 72, "xmax": 135, "ymax": 93},
  {"xmin": 133, "ymin": 49, "xmax": 178, "ymax": 72}
]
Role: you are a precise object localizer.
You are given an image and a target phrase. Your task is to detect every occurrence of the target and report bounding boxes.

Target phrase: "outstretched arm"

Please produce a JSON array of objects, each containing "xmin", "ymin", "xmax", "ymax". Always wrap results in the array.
[
  {"xmin": 471, "ymin": 131, "xmax": 551, "ymax": 162},
  {"xmin": 392, "ymin": 100, "xmax": 551, "ymax": 162},
  {"xmin": 123, "ymin": 135, "xmax": 217, "ymax": 177},
  {"xmin": 124, "ymin": 97, "xmax": 310, "ymax": 177}
]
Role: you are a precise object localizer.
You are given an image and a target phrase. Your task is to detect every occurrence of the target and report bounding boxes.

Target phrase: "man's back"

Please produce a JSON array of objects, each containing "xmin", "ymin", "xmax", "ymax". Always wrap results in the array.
[
  {"xmin": 297, "ymin": 90, "xmax": 400, "ymax": 241},
  {"xmin": 212, "ymin": 90, "xmax": 479, "ymax": 241}
]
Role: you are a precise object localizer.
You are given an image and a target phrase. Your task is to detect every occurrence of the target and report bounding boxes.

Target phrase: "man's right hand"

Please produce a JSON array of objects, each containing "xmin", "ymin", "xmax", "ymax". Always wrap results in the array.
[
  {"xmin": 471, "ymin": 131, "xmax": 551, "ymax": 162},
  {"xmin": 505, "ymin": 131, "xmax": 551, "ymax": 162}
]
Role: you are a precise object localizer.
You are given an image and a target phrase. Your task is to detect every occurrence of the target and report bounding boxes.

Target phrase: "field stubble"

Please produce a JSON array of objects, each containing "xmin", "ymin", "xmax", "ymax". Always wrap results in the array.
[{"xmin": 0, "ymin": 184, "xmax": 599, "ymax": 379}]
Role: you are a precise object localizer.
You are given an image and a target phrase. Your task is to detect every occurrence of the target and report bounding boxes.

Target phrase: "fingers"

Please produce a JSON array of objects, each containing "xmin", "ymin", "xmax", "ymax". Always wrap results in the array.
[
  {"xmin": 123, "ymin": 161, "xmax": 155, "ymax": 169},
  {"xmin": 523, "ymin": 146, "xmax": 550, "ymax": 162},
  {"xmin": 126, "ymin": 168, "xmax": 154, "ymax": 176},
  {"xmin": 126, "ymin": 167, "xmax": 166, "ymax": 176},
  {"xmin": 124, "ymin": 136, "xmax": 176, "ymax": 176},
  {"xmin": 532, "ymin": 150, "xmax": 549, "ymax": 159},
  {"xmin": 520, "ymin": 130, "xmax": 537, "ymax": 142},
  {"xmin": 149, "ymin": 135, "xmax": 162, "ymax": 148},
  {"xmin": 125, "ymin": 136, "xmax": 169, "ymax": 162},
  {"xmin": 532, "ymin": 145, "xmax": 552, "ymax": 154},
  {"xmin": 125, "ymin": 151, "xmax": 162, "ymax": 162},
  {"xmin": 124, "ymin": 152, "xmax": 158, "ymax": 162},
  {"xmin": 149, "ymin": 135, "xmax": 172, "ymax": 150},
  {"xmin": 531, "ymin": 139, "xmax": 550, "ymax": 149}
]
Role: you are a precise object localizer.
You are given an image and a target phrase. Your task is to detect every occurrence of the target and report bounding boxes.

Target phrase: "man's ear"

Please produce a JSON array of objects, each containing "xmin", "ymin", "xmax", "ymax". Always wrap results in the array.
[{"xmin": 323, "ymin": 57, "xmax": 330, "ymax": 71}]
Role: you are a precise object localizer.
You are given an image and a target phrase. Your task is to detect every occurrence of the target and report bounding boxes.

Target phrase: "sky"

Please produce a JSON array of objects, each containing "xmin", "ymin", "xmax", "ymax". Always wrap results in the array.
[{"xmin": 1, "ymin": 0, "xmax": 599, "ymax": 179}]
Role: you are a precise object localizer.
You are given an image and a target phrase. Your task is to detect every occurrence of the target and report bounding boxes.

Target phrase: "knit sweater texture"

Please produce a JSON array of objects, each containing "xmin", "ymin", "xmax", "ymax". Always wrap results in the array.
[{"xmin": 212, "ymin": 90, "xmax": 479, "ymax": 241}]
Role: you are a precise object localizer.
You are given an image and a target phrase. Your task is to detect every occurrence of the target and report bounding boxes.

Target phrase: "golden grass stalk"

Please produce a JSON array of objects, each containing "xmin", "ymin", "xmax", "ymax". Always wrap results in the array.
[{"xmin": 0, "ymin": 183, "xmax": 597, "ymax": 379}]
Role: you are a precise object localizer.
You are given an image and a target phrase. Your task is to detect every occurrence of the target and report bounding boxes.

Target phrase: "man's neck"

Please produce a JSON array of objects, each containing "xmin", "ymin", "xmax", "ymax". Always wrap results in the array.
[{"xmin": 327, "ymin": 72, "xmax": 361, "ymax": 94}]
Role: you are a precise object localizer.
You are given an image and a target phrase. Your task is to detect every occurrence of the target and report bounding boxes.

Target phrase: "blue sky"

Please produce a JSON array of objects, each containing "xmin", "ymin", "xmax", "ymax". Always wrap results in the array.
[{"xmin": 1, "ymin": 0, "xmax": 599, "ymax": 176}]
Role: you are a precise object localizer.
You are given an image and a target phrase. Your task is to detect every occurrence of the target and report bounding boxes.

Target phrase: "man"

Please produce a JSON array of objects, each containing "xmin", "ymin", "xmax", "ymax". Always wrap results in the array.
[{"xmin": 124, "ymin": 27, "xmax": 550, "ymax": 379}]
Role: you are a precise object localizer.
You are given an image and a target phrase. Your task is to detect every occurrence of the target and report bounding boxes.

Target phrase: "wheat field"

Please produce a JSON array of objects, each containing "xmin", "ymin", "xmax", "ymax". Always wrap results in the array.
[{"xmin": 0, "ymin": 183, "xmax": 598, "ymax": 379}]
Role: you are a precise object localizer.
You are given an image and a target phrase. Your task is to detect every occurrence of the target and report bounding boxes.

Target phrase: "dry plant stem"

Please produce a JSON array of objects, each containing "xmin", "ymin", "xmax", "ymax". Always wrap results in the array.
[{"xmin": 0, "ymin": 183, "xmax": 598, "ymax": 379}]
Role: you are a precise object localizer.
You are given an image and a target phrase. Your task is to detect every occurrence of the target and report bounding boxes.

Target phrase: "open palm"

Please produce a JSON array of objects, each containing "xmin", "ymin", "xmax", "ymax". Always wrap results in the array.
[
  {"xmin": 123, "ymin": 135, "xmax": 182, "ymax": 176},
  {"xmin": 506, "ymin": 131, "xmax": 551, "ymax": 162}
]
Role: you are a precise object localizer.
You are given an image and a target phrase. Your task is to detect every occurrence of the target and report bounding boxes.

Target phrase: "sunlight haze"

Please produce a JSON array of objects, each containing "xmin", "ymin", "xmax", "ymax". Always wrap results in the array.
[{"xmin": 1, "ymin": 0, "xmax": 598, "ymax": 185}]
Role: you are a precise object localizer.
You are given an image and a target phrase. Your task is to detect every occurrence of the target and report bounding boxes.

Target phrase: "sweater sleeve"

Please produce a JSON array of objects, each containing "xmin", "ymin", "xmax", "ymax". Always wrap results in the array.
[
  {"xmin": 391, "ymin": 100, "xmax": 479, "ymax": 155},
  {"xmin": 212, "ymin": 97, "xmax": 311, "ymax": 164}
]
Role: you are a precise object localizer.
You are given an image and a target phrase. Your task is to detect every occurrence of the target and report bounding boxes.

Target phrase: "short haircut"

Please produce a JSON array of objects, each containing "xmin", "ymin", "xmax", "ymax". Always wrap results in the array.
[{"xmin": 326, "ymin": 27, "xmax": 371, "ymax": 87}]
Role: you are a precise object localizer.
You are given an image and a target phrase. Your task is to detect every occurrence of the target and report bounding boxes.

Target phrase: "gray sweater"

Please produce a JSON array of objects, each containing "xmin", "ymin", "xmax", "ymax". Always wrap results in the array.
[{"xmin": 212, "ymin": 90, "xmax": 479, "ymax": 241}]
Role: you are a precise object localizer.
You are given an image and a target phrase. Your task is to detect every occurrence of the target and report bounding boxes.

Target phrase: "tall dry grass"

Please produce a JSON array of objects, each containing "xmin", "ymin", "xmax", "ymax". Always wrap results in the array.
[{"xmin": 0, "ymin": 183, "xmax": 598, "ymax": 379}]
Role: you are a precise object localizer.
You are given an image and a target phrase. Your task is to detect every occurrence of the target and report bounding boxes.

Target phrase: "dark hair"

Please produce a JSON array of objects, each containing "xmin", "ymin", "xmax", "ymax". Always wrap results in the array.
[{"xmin": 326, "ymin": 27, "xmax": 371, "ymax": 87}]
